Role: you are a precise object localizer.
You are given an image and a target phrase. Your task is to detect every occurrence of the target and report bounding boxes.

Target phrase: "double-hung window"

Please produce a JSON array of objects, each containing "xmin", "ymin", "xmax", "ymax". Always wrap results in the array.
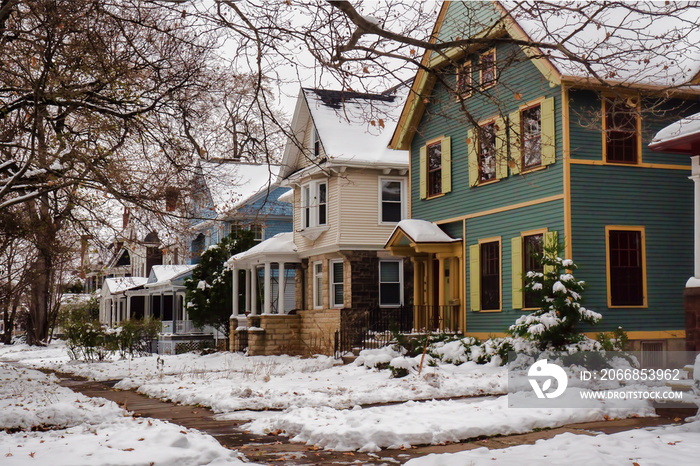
[
  {"xmin": 301, "ymin": 180, "xmax": 328, "ymax": 229},
  {"xmin": 379, "ymin": 260, "xmax": 403, "ymax": 306},
  {"xmin": 604, "ymin": 98, "xmax": 640, "ymax": 164},
  {"xmin": 606, "ymin": 227, "xmax": 646, "ymax": 307},
  {"xmin": 521, "ymin": 105, "xmax": 542, "ymax": 170},
  {"xmin": 522, "ymin": 233, "xmax": 544, "ymax": 308},
  {"xmin": 330, "ymin": 260, "xmax": 344, "ymax": 308},
  {"xmin": 456, "ymin": 62, "xmax": 472, "ymax": 99},
  {"xmin": 312, "ymin": 126, "xmax": 321, "ymax": 158},
  {"xmin": 478, "ymin": 123, "xmax": 497, "ymax": 182},
  {"xmin": 427, "ymin": 141, "xmax": 442, "ymax": 197},
  {"xmin": 480, "ymin": 48, "xmax": 496, "ymax": 89},
  {"xmin": 480, "ymin": 240, "xmax": 500, "ymax": 311},
  {"xmin": 379, "ymin": 178, "xmax": 404, "ymax": 223}
]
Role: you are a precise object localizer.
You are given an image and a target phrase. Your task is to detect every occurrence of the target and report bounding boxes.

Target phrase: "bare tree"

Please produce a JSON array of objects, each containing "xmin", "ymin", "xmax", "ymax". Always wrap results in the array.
[{"xmin": 0, "ymin": 0, "xmax": 241, "ymax": 344}]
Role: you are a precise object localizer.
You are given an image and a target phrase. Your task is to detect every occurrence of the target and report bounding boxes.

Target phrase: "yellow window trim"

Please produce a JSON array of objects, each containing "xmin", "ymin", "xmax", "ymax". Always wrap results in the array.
[
  {"xmin": 518, "ymin": 96, "xmax": 547, "ymax": 112},
  {"xmin": 562, "ymin": 87, "xmax": 573, "ymax": 260},
  {"xmin": 479, "ymin": 48, "xmax": 497, "ymax": 90},
  {"xmin": 423, "ymin": 135, "xmax": 446, "ymax": 200},
  {"xmin": 477, "ymin": 236, "xmax": 502, "ymax": 312},
  {"xmin": 601, "ymin": 96, "xmax": 642, "ymax": 165},
  {"xmin": 605, "ymin": 225, "xmax": 648, "ymax": 309}
]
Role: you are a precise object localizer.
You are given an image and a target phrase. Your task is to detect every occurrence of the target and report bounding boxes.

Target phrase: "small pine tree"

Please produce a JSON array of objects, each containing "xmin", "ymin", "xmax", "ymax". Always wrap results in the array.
[
  {"xmin": 184, "ymin": 230, "xmax": 255, "ymax": 339},
  {"xmin": 509, "ymin": 236, "xmax": 601, "ymax": 349}
]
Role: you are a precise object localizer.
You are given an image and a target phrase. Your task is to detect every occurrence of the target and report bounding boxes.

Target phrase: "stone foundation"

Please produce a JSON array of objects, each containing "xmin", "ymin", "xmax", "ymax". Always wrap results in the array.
[
  {"xmin": 298, "ymin": 308, "xmax": 341, "ymax": 356},
  {"xmin": 684, "ymin": 287, "xmax": 700, "ymax": 351},
  {"xmin": 246, "ymin": 314, "xmax": 302, "ymax": 356}
]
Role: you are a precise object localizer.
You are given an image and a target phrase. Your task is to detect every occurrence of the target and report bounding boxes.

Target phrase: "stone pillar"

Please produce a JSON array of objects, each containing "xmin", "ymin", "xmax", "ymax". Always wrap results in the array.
[
  {"xmin": 250, "ymin": 266, "xmax": 258, "ymax": 315},
  {"xmin": 263, "ymin": 262, "xmax": 272, "ymax": 315},
  {"xmin": 278, "ymin": 262, "xmax": 286, "ymax": 315}
]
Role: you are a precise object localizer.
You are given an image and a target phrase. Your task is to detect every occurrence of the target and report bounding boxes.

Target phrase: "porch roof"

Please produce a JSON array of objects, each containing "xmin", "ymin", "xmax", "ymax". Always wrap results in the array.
[
  {"xmin": 226, "ymin": 232, "xmax": 300, "ymax": 268},
  {"xmin": 649, "ymin": 111, "xmax": 700, "ymax": 155},
  {"xmin": 144, "ymin": 265, "xmax": 195, "ymax": 289},
  {"xmin": 385, "ymin": 219, "xmax": 462, "ymax": 256},
  {"xmin": 103, "ymin": 276, "xmax": 148, "ymax": 295}
]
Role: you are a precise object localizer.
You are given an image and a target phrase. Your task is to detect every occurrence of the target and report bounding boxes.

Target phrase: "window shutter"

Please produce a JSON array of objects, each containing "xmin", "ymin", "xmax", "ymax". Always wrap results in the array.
[
  {"xmin": 541, "ymin": 97, "xmax": 556, "ymax": 166},
  {"xmin": 469, "ymin": 244, "xmax": 480, "ymax": 311},
  {"xmin": 543, "ymin": 230, "xmax": 558, "ymax": 276},
  {"xmin": 441, "ymin": 136, "xmax": 452, "ymax": 194},
  {"xmin": 509, "ymin": 110, "xmax": 522, "ymax": 174},
  {"xmin": 495, "ymin": 116, "xmax": 508, "ymax": 179},
  {"xmin": 511, "ymin": 237, "xmax": 523, "ymax": 309},
  {"xmin": 467, "ymin": 129, "xmax": 479, "ymax": 187},
  {"xmin": 419, "ymin": 145, "xmax": 427, "ymax": 199}
]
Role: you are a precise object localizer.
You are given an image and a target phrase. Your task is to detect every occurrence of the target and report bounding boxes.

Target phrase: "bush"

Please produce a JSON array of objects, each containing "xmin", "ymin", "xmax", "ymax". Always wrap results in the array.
[{"xmin": 61, "ymin": 305, "xmax": 159, "ymax": 361}]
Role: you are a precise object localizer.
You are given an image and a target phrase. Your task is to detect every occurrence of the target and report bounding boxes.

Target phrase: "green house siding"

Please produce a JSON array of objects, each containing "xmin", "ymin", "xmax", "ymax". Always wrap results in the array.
[
  {"xmin": 570, "ymin": 164, "xmax": 692, "ymax": 332},
  {"xmin": 568, "ymin": 90, "xmax": 695, "ymax": 167},
  {"xmin": 436, "ymin": 2, "xmax": 501, "ymax": 44},
  {"xmin": 464, "ymin": 200, "xmax": 564, "ymax": 334},
  {"xmin": 411, "ymin": 42, "xmax": 564, "ymax": 223}
]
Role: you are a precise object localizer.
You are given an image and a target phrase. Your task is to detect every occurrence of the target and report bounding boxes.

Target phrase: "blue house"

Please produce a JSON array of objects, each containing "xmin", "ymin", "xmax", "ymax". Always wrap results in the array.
[{"xmin": 188, "ymin": 160, "xmax": 293, "ymax": 263}]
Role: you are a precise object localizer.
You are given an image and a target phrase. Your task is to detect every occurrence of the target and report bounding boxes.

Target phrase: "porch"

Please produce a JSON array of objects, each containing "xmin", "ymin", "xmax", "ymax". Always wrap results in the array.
[{"xmin": 385, "ymin": 219, "xmax": 465, "ymax": 334}]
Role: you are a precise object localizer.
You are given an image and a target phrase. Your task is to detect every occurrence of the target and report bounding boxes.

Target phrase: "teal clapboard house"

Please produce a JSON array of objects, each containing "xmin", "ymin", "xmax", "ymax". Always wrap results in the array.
[{"xmin": 386, "ymin": 1, "xmax": 700, "ymax": 351}]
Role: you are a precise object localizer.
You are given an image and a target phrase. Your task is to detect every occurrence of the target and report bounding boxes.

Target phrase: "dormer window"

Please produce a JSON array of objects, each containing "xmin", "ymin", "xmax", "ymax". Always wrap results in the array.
[{"xmin": 480, "ymin": 48, "xmax": 496, "ymax": 89}]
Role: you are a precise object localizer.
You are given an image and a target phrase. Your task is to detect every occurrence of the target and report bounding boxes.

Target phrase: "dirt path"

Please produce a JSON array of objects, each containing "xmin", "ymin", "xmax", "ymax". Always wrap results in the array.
[{"xmin": 52, "ymin": 371, "xmax": 674, "ymax": 466}]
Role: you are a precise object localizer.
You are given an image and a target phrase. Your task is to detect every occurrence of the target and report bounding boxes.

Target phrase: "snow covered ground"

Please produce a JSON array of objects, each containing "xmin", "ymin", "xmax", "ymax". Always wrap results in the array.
[
  {"xmin": 1, "ymin": 341, "xmax": 699, "ymax": 464},
  {"xmin": 0, "ymin": 362, "xmax": 248, "ymax": 466}
]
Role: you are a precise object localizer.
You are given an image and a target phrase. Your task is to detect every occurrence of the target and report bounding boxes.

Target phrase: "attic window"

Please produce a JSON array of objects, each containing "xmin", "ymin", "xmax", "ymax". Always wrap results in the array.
[
  {"xmin": 313, "ymin": 126, "xmax": 321, "ymax": 158},
  {"xmin": 480, "ymin": 48, "xmax": 496, "ymax": 89},
  {"xmin": 456, "ymin": 62, "xmax": 472, "ymax": 99}
]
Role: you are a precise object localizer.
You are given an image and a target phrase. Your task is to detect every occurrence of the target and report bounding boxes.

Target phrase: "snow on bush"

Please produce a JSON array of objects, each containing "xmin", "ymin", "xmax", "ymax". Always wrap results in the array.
[{"xmin": 354, "ymin": 346, "xmax": 404, "ymax": 368}]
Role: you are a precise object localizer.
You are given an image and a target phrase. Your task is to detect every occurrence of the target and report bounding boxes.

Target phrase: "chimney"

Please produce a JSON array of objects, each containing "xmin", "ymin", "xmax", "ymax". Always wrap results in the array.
[{"xmin": 122, "ymin": 207, "xmax": 130, "ymax": 229}]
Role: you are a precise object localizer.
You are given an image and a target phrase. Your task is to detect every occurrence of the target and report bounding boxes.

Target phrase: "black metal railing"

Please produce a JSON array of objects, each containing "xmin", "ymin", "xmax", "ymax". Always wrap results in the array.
[{"xmin": 335, "ymin": 305, "xmax": 413, "ymax": 357}]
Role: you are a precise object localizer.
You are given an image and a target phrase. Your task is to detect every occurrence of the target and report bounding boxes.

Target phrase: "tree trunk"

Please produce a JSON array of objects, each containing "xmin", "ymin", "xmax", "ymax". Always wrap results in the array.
[{"xmin": 26, "ymin": 252, "xmax": 51, "ymax": 346}]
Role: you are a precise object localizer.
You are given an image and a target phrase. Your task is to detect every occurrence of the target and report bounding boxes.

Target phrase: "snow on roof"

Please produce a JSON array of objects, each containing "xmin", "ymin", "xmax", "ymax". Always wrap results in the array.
[
  {"xmin": 199, "ymin": 161, "xmax": 283, "ymax": 216},
  {"xmin": 146, "ymin": 265, "xmax": 195, "ymax": 286},
  {"xmin": 103, "ymin": 276, "xmax": 148, "ymax": 295},
  {"xmin": 225, "ymin": 232, "xmax": 299, "ymax": 268},
  {"xmin": 649, "ymin": 112, "xmax": 700, "ymax": 148},
  {"xmin": 302, "ymin": 88, "xmax": 409, "ymax": 167},
  {"xmin": 277, "ymin": 188, "xmax": 294, "ymax": 204},
  {"xmin": 392, "ymin": 219, "xmax": 461, "ymax": 244},
  {"xmin": 500, "ymin": 1, "xmax": 700, "ymax": 88}
]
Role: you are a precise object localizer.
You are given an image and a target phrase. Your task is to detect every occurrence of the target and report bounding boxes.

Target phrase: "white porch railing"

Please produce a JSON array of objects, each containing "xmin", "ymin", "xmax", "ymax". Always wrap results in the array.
[{"xmin": 161, "ymin": 320, "xmax": 203, "ymax": 335}]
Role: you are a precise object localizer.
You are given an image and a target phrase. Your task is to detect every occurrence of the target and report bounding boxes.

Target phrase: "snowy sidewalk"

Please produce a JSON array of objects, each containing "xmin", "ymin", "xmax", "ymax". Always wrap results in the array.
[{"xmin": 50, "ymin": 368, "xmax": 677, "ymax": 465}]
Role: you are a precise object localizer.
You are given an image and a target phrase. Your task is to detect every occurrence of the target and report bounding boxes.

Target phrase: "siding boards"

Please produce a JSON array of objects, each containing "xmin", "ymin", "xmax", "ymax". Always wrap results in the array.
[
  {"xmin": 570, "ymin": 164, "xmax": 692, "ymax": 331},
  {"xmin": 464, "ymin": 200, "xmax": 564, "ymax": 333},
  {"xmin": 436, "ymin": 2, "xmax": 501, "ymax": 44},
  {"xmin": 411, "ymin": 41, "xmax": 563, "ymax": 223},
  {"xmin": 339, "ymin": 171, "xmax": 406, "ymax": 246}
]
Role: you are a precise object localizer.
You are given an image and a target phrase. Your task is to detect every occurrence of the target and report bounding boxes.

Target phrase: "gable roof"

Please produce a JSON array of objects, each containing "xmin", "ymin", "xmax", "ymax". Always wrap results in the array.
[
  {"xmin": 103, "ymin": 276, "xmax": 148, "ymax": 295},
  {"xmin": 391, "ymin": 0, "xmax": 700, "ymax": 150},
  {"xmin": 198, "ymin": 161, "xmax": 283, "ymax": 216},
  {"xmin": 280, "ymin": 87, "xmax": 408, "ymax": 179}
]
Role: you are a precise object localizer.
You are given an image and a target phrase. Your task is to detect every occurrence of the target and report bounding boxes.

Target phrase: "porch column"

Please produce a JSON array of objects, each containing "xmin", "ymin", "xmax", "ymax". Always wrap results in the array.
[
  {"xmin": 413, "ymin": 258, "xmax": 424, "ymax": 305},
  {"xmin": 250, "ymin": 266, "xmax": 258, "ymax": 315},
  {"xmin": 438, "ymin": 256, "xmax": 446, "ymax": 307},
  {"xmin": 231, "ymin": 266, "xmax": 239, "ymax": 317},
  {"xmin": 263, "ymin": 262, "xmax": 272, "ymax": 315},
  {"xmin": 278, "ymin": 262, "xmax": 286, "ymax": 315},
  {"xmin": 126, "ymin": 295, "xmax": 131, "ymax": 321},
  {"xmin": 692, "ymin": 156, "xmax": 700, "ymax": 278},
  {"xmin": 110, "ymin": 299, "xmax": 115, "ymax": 325},
  {"xmin": 172, "ymin": 289, "xmax": 178, "ymax": 333},
  {"xmin": 244, "ymin": 269, "xmax": 251, "ymax": 313}
]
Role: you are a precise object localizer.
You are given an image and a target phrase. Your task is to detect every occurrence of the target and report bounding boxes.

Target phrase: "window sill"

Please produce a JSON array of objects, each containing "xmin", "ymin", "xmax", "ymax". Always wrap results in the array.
[
  {"xmin": 425, "ymin": 193, "xmax": 446, "ymax": 200},
  {"xmin": 520, "ymin": 165, "xmax": 547, "ymax": 175},
  {"xmin": 298, "ymin": 225, "xmax": 329, "ymax": 241},
  {"xmin": 472, "ymin": 308, "xmax": 502, "ymax": 313},
  {"xmin": 476, "ymin": 178, "xmax": 500, "ymax": 187}
]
